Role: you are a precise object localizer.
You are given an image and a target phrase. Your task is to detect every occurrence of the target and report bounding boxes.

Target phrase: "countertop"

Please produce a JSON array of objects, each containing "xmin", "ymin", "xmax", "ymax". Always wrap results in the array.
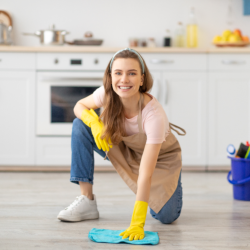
[{"xmin": 1, "ymin": 45, "xmax": 250, "ymax": 53}]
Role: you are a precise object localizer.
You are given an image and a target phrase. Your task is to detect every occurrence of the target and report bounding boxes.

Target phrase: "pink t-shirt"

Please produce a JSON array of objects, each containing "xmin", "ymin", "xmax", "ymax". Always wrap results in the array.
[{"xmin": 93, "ymin": 86, "xmax": 170, "ymax": 144}]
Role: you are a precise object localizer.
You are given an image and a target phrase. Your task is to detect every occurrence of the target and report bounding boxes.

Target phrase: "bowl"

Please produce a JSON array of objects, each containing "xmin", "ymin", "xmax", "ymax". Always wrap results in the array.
[{"xmin": 212, "ymin": 41, "xmax": 250, "ymax": 47}]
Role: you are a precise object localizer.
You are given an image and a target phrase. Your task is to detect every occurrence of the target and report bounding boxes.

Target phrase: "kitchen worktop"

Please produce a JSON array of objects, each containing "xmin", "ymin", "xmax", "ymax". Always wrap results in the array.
[{"xmin": 1, "ymin": 45, "xmax": 250, "ymax": 53}]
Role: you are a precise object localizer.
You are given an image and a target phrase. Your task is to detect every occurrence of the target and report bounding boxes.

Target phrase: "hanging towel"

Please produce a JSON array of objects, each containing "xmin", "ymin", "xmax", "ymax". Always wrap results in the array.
[{"xmin": 88, "ymin": 228, "xmax": 159, "ymax": 245}]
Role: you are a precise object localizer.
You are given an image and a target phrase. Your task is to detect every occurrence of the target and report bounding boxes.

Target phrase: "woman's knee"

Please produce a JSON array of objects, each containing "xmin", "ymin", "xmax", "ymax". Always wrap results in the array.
[
  {"xmin": 157, "ymin": 209, "xmax": 181, "ymax": 224},
  {"xmin": 72, "ymin": 117, "xmax": 83, "ymax": 129},
  {"xmin": 72, "ymin": 118, "xmax": 89, "ymax": 136}
]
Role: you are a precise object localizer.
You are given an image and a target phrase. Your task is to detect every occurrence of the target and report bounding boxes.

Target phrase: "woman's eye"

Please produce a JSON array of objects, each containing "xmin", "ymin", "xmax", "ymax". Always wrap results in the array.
[{"xmin": 115, "ymin": 72, "xmax": 136, "ymax": 75}]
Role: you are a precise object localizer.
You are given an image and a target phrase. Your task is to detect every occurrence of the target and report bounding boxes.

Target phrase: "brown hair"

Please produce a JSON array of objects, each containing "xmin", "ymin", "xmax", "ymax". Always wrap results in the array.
[{"xmin": 100, "ymin": 49, "xmax": 153, "ymax": 145}]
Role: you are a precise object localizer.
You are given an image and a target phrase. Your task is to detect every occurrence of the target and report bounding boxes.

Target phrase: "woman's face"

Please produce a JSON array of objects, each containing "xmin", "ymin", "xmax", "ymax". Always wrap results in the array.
[{"xmin": 111, "ymin": 58, "xmax": 144, "ymax": 99}]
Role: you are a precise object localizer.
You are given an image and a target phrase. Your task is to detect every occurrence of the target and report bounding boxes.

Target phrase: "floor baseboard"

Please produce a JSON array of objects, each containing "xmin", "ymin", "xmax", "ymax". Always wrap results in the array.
[{"xmin": 0, "ymin": 165, "xmax": 230, "ymax": 172}]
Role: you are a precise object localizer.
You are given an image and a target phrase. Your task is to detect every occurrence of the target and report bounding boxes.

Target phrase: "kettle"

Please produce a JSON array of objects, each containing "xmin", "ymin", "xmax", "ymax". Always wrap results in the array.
[{"xmin": 0, "ymin": 10, "xmax": 13, "ymax": 45}]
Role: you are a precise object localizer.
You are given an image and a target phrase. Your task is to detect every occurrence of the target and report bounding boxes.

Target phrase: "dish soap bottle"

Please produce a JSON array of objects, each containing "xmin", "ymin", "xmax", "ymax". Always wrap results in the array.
[
  {"xmin": 175, "ymin": 22, "xmax": 185, "ymax": 47},
  {"xmin": 186, "ymin": 7, "xmax": 198, "ymax": 48}
]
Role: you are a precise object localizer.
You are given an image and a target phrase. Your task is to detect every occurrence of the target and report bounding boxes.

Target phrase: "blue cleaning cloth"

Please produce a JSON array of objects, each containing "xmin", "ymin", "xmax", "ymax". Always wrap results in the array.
[{"xmin": 88, "ymin": 228, "xmax": 159, "ymax": 245}]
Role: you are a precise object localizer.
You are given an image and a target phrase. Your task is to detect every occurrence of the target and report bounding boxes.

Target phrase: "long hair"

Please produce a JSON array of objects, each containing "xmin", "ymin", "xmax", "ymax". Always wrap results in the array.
[{"xmin": 100, "ymin": 49, "xmax": 153, "ymax": 145}]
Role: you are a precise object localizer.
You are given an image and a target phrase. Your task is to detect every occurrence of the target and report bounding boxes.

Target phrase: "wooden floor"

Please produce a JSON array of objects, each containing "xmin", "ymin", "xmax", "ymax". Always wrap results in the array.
[{"xmin": 0, "ymin": 171, "xmax": 249, "ymax": 250}]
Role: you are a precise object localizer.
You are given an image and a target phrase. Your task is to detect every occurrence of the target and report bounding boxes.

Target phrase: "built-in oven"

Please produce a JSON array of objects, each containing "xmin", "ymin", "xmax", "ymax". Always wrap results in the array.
[
  {"xmin": 36, "ymin": 71, "xmax": 104, "ymax": 136},
  {"xmin": 35, "ymin": 53, "xmax": 113, "ymax": 167}
]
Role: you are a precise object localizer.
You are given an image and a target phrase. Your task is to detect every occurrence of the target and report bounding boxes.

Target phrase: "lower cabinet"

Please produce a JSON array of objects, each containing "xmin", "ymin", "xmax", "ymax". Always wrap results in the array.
[
  {"xmin": 0, "ymin": 71, "xmax": 36, "ymax": 165},
  {"xmin": 35, "ymin": 137, "xmax": 112, "ymax": 167},
  {"xmin": 150, "ymin": 71, "xmax": 207, "ymax": 168},
  {"xmin": 2, "ymin": 53, "xmax": 248, "ymax": 169},
  {"xmin": 162, "ymin": 72, "xmax": 207, "ymax": 167},
  {"xmin": 208, "ymin": 72, "xmax": 250, "ymax": 168}
]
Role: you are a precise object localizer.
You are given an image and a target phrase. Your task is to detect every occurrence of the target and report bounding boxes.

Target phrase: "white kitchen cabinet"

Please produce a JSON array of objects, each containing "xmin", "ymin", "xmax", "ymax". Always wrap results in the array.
[
  {"xmin": 1, "ymin": 50, "xmax": 249, "ymax": 169},
  {"xmin": 149, "ymin": 71, "xmax": 207, "ymax": 168},
  {"xmin": 208, "ymin": 72, "xmax": 250, "ymax": 167},
  {"xmin": 161, "ymin": 72, "xmax": 207, "ymax": 167},
  {"xmin": 0, "ymin": 71, "xmax": 36, "ymax": 165},
  {"xmin": 0, "ymin": 52, "xmax": 36, "ymax": 70},
  {"xmin": 36, "ymin": 137, "xmax": 112, "ymax": 167},
  {"xmin": 149, "ymin": 71, "xmax": 162, "ymax": 100},
  {"xmin": 144, "ymin": 53, "xmax": 207, "ymax": 168}
]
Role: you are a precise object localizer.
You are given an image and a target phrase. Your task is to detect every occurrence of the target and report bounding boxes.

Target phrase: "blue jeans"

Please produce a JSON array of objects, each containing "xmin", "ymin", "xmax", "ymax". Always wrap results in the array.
[{"xmin": 70, "ymin": 118, "xmax": 183, "ymax": 224}]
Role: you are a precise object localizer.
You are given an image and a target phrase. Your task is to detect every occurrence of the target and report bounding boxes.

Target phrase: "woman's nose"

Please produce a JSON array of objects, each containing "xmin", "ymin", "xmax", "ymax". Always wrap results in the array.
[{"xmin": 120, "ymin": 73, "xmax": 129, "ymax": 82}]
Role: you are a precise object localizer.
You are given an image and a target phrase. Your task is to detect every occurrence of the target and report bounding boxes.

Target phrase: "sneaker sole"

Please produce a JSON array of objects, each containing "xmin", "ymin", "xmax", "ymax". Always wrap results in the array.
[{"xmin": 57, "ymin": 211, "xmax": 99, "ymax": 222}]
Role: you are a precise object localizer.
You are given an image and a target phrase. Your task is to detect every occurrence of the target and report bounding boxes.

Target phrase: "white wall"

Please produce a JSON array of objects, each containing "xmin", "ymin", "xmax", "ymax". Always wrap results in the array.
[{"xmin": 1, "ymin": 0, "xmax": 250, "ymax": 48}]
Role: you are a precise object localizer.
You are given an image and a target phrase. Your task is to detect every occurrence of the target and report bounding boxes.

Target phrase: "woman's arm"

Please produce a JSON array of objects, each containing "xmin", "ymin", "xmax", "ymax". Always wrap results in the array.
[
  {"xmin": 136, "ymin": 143, "xmax": 162, "ymax": 202},
  {"xmin": 73, "ymin": 94, "xmax": 99, "ymax": 119},
  {"xmin": 119, "ymin": 143, "xmax": 162, "ymax": 240}
]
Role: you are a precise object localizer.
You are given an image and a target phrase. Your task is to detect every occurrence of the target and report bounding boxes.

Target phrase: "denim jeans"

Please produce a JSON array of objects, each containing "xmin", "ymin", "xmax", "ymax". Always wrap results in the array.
[{"xmin": 70, "ymin": 118, "xmax": 183, "ymax": 224}]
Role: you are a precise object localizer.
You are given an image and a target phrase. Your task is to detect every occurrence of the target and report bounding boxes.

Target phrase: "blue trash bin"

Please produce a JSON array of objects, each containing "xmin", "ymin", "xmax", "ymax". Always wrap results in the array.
[{"xmin": 227, "ymin": 157, "xmax": 250, "ymax": 201}]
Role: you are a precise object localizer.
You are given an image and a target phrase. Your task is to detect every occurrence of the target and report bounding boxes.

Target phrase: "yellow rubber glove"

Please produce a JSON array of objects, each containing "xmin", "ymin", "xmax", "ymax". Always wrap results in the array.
[
  {"xmin": 81, "ymin": 109, "xmax": 112, "ymax": 152},
  {"xmin": 119, "ymin": 201, "xmax": 148, "ymax": 241}
]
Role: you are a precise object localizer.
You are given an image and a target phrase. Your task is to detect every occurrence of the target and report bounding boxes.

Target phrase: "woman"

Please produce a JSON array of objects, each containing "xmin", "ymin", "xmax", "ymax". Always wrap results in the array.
[{"xmin": 57, "ymin": 48, "xmax": 186, "ymax": 241}]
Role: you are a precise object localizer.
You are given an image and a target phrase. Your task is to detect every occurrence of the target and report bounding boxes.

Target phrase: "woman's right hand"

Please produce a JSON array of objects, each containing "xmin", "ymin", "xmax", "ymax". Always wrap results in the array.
[{"xmin": 81, "ymin": 109, "xmax": 112, "ymax": 152}]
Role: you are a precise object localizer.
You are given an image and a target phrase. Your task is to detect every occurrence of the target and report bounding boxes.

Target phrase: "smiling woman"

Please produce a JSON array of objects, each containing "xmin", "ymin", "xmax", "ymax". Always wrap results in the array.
[
  {"xmin": 100, "ymin": 49, "xmax": 153, "ymax": 145},
  {"xmin": 58, "ymin": 48, "xmax": 186, "ymax": 243}
]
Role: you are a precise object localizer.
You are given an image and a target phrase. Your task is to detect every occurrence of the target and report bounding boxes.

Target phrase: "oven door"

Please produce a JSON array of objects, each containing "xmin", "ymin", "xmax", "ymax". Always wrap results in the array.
[{"xmin": 36, "ymin": 71, "xmax": 104, "ymax": 136}]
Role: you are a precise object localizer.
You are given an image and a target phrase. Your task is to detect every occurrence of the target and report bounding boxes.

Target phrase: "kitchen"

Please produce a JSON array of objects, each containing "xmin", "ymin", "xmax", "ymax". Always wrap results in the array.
[{"xmin": 0, "ymin": 0, "xmax": 250, "ymax": 249}]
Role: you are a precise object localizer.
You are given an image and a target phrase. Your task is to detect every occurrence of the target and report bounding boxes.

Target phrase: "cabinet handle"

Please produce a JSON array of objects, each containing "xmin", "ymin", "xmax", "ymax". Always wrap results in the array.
[
  {"xmin": 165, "ymin": 80, "xmax": 168, "ymax": 105},
  {"xmin": 54, "ymin": 59, "xmax": 59, "ymax": 64},
  {"xmin": 157, "ymin": 80, "xmax": 161, "ymax": 101},
  {"xmin": 150, "ymin": 59, "xmax": 174, "ymax": 64},
  {"xmin": 221, "ymin": 60, "xmax": 246, "ymax": 65}
]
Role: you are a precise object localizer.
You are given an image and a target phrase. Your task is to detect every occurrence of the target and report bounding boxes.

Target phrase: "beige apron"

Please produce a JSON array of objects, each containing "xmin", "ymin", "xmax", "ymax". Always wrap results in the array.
[{"xmin": 105, "ymin": 93, "xmax": 186, "ymax": 213}]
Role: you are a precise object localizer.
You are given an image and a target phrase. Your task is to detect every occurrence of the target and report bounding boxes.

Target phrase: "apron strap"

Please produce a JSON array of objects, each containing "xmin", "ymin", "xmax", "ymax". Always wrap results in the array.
[
  {"xmin": 169, "ymin": 123, "xmax": 186, "ymax": 136},
  {"xmin": 137, "ymin": 93, "xmax": 144, "ymax": 133},
  {"xmin": 104, "ymin": 93, "xmax": 144, "ymax": 159}
]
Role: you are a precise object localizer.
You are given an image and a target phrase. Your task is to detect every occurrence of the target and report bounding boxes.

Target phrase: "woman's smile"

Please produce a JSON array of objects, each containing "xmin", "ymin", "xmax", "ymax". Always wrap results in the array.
[{"xmin": 118, "ymin": 85, "xmax": 133, "ymax": 91}]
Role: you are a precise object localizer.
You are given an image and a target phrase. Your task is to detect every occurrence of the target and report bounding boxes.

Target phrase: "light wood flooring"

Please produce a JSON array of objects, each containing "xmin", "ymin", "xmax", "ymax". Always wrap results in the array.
[{"xmin": 0, "ymin": 171, "xmax": 249, "ymax": 250}]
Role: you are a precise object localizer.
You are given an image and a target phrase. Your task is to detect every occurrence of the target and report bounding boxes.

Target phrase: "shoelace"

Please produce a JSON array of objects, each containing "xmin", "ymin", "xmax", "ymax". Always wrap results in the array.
[{"xmin": 65, "ymin": 196, "xmax": 83, "ymax": 210}]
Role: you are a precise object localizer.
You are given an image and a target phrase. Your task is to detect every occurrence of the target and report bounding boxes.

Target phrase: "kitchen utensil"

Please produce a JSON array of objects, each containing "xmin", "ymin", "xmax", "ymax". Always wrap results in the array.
[
  {"xmin": 66, "ymin": 39, "xmax": 103, "ymax": 46},
  {"xmin": 23, "ymin": 25, "xmax": 69, "ymax": 46},
  {"xmin": 0, "ymin": 10, "xmax": 13, "ymax": 45},
  {"xmin": 66, "ymin": 31, "xmax": 103, "ymax": 46}
]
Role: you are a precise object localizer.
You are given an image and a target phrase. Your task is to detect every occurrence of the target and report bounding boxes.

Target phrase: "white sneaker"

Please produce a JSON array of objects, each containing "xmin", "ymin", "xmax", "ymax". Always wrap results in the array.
[{"xmin": 57, "ymin": 194, "xmax": 99, "ymax": 222}]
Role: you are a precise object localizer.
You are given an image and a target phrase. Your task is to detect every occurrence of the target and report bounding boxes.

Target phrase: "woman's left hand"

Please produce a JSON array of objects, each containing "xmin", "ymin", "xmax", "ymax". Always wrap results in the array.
[{"xmin": 119, "ymin": 200, "xmax": 148, "ymax": 241}]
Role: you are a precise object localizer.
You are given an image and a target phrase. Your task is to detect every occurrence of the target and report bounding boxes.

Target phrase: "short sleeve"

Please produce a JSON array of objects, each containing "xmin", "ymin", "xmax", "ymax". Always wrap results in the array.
[
  {"xmin": 144, "ymin": 112, "xmax": 166, "ymax": 144},
  {"xmin": 93, "ymin": 86, "xmax": 105, "ymax": 108}
]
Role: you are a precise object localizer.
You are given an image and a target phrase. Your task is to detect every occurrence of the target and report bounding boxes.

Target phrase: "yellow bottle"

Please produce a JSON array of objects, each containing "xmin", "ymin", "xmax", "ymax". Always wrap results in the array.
[{"xmin": 186, "ymin": 8, "xmax": 198, "ymax": 48}]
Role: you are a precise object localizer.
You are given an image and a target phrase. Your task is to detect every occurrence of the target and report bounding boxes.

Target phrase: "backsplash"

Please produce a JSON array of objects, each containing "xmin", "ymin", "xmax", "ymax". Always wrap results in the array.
[{"xmin": 1, "ymin": 0, "xmax": 250, "ymax": 48}]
